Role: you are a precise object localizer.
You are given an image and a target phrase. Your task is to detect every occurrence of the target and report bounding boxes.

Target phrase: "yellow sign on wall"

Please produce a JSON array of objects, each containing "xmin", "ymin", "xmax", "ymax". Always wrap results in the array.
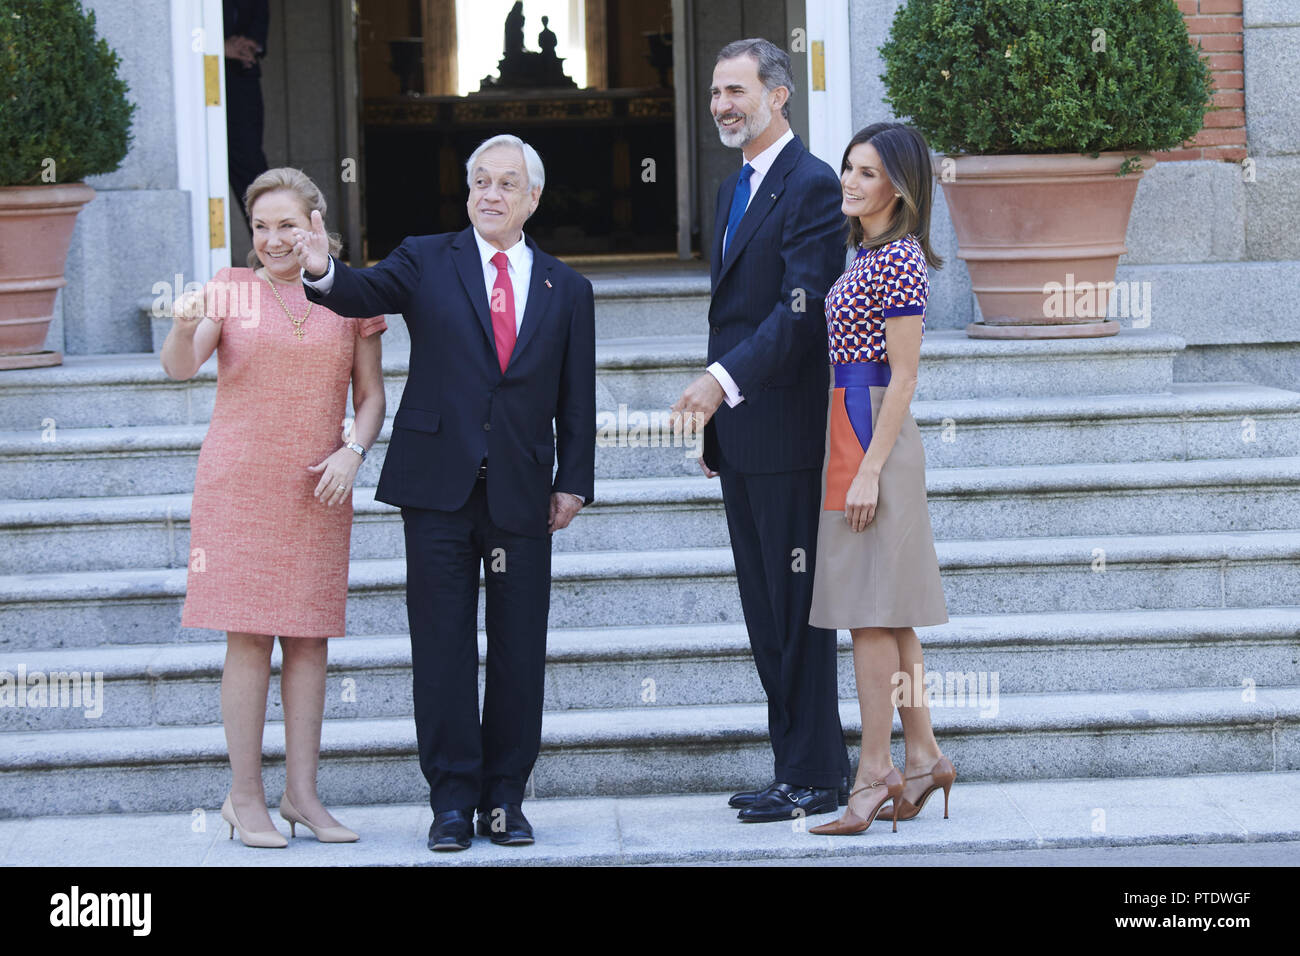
[
  {"xmin": 811, "ymin": 41, "xmax": 826, "ymax": 91},
  {"xmin": 209, "ymin": 197, "xmax": 225, "ymax": 249},
  {"xmin": 204, "ymin": 54, "xmax": 221, "ymax": 105}
]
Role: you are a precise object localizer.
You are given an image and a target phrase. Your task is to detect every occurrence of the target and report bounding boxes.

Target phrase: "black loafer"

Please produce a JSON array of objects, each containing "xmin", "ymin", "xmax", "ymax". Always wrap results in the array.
[
  {"xmin": 736, "ymin": 782, "xmax": 839, "ymax": 822},
  {"xmin": 476, "ymin": 803, "xmax": 535, "ymax": 845},
  {"xmin": 731, "ymin": 777, "xmax": 850, "ymax": 809},
  {"xmin": 427, "ymin": 808, "xmax": 474, "ymax": 851}
]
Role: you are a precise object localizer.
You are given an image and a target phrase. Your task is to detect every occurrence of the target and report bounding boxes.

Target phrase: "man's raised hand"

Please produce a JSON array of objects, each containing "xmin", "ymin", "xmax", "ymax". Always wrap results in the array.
[{"xmin": 291, "ymin": 209, "xmax": 331, "ymax": 277}]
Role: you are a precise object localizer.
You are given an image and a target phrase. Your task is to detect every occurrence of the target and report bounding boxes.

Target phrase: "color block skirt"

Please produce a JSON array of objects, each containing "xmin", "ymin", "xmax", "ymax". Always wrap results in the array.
[{"xmin": 809, "ymin": 362, "xmax": 948, "ymax": 629}]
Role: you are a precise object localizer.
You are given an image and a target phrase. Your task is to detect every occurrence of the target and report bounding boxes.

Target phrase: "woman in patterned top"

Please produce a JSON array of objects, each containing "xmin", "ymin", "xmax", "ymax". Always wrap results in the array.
[{"xmin": 807, "ymin": 123, "xmax": 956, "ymax": 836}]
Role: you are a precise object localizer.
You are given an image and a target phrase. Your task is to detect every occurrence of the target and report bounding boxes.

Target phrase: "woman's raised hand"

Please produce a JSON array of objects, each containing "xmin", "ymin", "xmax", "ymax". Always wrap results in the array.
[
  {"xmin": 292, "ymin": 209, "xmax": 331, "ymax": 277},
  {"xmin": 171, "ymin": 287, "xmax": 213, "ymax": 334}
]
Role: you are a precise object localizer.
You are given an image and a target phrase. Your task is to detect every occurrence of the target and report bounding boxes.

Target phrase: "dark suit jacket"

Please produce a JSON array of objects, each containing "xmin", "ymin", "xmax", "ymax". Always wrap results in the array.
[
  {"xmin": 704, "ymin": 134, "xmax": 846, "ymax": 475},
  {"xmin": 303, "ymin": 227, "xmax": 596, "ymax": 538}
]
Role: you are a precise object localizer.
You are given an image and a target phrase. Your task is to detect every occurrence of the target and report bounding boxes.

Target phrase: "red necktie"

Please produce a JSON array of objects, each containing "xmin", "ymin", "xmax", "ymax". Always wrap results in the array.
[{"xmin": 489, "ymin": 251, "xmax": 517, "ymax": 373}]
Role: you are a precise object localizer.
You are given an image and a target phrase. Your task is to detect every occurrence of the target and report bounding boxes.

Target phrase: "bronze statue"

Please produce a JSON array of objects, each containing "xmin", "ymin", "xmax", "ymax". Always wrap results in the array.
[
  {"xmin": 538, "ymin": 16, "xmax": 558, "ymax": 58},
  {"xmin": 504, "ymin": 2, "xmax": 524, "ymax": 57},
  {"xmin": 478, "ymin": 2, "xmax": 576, "ymax": 91}
]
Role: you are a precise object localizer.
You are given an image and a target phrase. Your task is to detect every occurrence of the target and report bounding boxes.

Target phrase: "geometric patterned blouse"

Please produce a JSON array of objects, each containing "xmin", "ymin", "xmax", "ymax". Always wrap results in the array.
[{"xmin": 825, "ymin": 233, "xmax": 930, "ymax": 365}]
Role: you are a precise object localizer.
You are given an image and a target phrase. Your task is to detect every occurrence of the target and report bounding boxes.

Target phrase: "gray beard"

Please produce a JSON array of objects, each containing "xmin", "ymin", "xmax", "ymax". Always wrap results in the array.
[{"xmin": 716, "ymin": 95, "xmax": 773, "ymax": 149}]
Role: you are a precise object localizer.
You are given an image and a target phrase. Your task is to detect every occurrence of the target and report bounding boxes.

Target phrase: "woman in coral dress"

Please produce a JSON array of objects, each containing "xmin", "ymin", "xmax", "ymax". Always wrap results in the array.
[
  {"xmin": 806, "ymin": 124, "xmax": 956, "ymax": 837},
  {"xmin": 161, "ymin": 168, "xmax": 385, "ymax": 847}
]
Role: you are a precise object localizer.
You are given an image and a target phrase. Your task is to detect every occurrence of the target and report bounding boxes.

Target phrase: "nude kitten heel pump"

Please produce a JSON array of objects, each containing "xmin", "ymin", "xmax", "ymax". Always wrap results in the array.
[
  {"xmin": 221, "ymin": 793, "xmax": 288, "ymax": 848},
  {"xmin": 279, "ymin": 791, "xmax": 359, "ymax": 843}
]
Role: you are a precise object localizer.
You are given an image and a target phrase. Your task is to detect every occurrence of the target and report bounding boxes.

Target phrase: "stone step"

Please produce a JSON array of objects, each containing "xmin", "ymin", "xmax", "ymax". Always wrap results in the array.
[
  {"xmin": 2, "ymin": 531, "xmax": 1298, "ymax": 649},
  {"xmin": 589, "ymin": 329, "xmax": 1185, "ymax": 409},
  {"xmin": 597, "ymin": 382, "xmax": 1300, "ymax": 474},
  {"xmin": 3, "ymin": 382, "xmax": 1297, "ymax": 498},
  {"xmin": 143, "ymin": 267, "xmax": 716, "ymax": 350},
  {"xmin": 0, "ymin": 477, "xmax": 728, "ymax": 573},
  {"xmin": 5, "ymin": 770, "xmax": 1298, "ymax": 864},
  {"xmin": 912, "ymin": 382, "xmax": 1300, "ymax": 469},
  {"xmin": 564, "ymin": 271, "xmax": 713, "ymax": 341},
  {"xmin": 3, "ymin": 457, "xmax": 1298, "ymax": 574},
  {"xmin": 929, "ymin": 455, "xmax": 1300, "ymax": 539},
  {"xmin": 3, "ymin": 607, "xmax": 1296, "ymax": 733},
  {"xmin": 0, "ymin": 330, "xmax": 1185, "ymax": 432},
  {"xmin": 2, "ymin": 684, "xmax": 1295, "ymax": 815}
]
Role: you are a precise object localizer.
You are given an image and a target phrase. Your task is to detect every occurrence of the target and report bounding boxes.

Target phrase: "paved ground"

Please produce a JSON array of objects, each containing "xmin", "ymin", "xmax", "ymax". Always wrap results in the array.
[
  {"xmin": 3, "ymin": 771, "xmax": 1297, "ymax": 867},
  {"xmin": 710, "ymin": 841, "xmax": 1300, "ymax": 866}
]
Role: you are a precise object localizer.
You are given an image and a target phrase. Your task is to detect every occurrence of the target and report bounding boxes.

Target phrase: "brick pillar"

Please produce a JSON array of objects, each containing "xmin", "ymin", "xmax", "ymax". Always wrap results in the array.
[{"xmin": 1155, "ymin": 0, "xmax": 1246, "ymax": 162}]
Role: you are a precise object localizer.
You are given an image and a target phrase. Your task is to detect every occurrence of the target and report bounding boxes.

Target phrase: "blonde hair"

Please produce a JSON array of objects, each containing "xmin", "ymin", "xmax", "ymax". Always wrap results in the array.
[{"xmin": 243, "ymin": 167, "xmax": 343, "ymax": 268}]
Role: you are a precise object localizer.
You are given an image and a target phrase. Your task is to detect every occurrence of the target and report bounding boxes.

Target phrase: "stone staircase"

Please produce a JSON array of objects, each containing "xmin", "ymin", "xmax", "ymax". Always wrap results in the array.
[{"xmin": 1, "ymin": 270, "xmax": 1298, "ymax": 818}]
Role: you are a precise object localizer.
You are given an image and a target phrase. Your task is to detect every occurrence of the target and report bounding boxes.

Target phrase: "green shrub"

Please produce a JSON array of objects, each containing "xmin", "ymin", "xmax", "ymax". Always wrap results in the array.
[
  {"xmin": 0, "ymin": 0, "xmax": 134, "ymax": 185},
  {"xmin": 879, "ymin": 0, "xmax": 1213, "ymax": 160}
]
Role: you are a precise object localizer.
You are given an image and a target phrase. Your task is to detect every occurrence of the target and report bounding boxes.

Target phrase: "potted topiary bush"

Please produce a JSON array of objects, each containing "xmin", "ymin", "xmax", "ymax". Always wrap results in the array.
[
  {"xmin": 880, "ymin": 0, "xmax": 1213, "ymax": 338},
  {"xmin": 0, "ymin": 0, "xmax": 134, "ymax": 368}
]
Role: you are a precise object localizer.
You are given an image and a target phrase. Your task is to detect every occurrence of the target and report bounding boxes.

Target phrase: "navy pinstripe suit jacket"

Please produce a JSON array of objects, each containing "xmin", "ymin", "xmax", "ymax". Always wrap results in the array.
[{"xmin": 703, "ymin": 134, "xmax": 847, "ymax": 475}]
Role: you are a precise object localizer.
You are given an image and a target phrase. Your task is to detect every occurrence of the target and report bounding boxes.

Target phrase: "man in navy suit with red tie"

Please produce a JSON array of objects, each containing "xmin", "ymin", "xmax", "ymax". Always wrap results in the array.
[
  {"xmin": 294, "ymin": 135, "xmax": 595, "ymax": 850},
  {"xmin": 672, "ymin": 39, "xmax": 851, "ymax": 822}
]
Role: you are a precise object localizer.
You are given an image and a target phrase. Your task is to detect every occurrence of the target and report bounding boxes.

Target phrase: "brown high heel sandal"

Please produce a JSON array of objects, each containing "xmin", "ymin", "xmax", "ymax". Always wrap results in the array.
[
  {"xmin": 877, "ymin": 756, "xmax": 956, "ymax": 822},
  {"xmin": 808, "ymin": 767, "xmax": 904, "ymax": 835}
]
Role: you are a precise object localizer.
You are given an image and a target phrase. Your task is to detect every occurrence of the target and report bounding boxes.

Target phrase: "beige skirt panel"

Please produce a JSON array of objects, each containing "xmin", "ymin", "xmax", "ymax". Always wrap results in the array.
[{"xmin": 809, "ymin": 383, "xmax": 949, "ymax": 629}]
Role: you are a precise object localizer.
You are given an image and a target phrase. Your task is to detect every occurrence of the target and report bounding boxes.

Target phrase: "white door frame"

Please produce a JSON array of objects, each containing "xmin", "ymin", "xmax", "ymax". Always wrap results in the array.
[
  {"xmin": 171, "ymin": 0, "xmax": 232, "ymax": 283},
  {"xmin": 803, "ymin": 0, "xmax": 853, "ymax": 172}
]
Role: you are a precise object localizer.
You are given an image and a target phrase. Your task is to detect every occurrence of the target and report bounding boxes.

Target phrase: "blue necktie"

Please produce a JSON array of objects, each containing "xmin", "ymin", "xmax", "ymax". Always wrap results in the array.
[{"xmin": 723, "ymin": 163, "xmax": 754, "ymax": 257}]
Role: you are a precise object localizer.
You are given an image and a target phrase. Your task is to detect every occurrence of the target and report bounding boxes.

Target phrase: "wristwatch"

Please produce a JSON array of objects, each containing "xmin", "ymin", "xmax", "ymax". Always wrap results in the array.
[
  {"xmin": 345, "ymin": 441, "xmax": 367, "ymax": 461},
  {"xmin": 303, "ymin": 256, "xmax": 331, "ymax": 283}
]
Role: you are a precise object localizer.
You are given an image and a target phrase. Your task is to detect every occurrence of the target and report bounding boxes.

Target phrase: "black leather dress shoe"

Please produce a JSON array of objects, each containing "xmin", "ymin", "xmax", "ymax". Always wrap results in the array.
[
  {"xmin": 736, "ymin": 782, "xmax": 839, "ymax": 822},
  {"xmin": 476, "ymin": 804, "xmax": 535, "ymax": 845},
  {"xmin": 730, "ymin": 777, "xmax": 851, "ymax": 809},
  {"xmin": 427, "ymin": 808, "xmax": 474, "ymax": 851},
  {"xmin": 728, "ymin": 781, "xmax": 776, "ymax": 809}
]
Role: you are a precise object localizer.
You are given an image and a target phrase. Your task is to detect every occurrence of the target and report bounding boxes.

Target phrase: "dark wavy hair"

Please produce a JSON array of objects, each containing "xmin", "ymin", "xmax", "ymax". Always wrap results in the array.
[{"xmin": 841, "ymin": 123, "xmax": 943, "ymax": 270}]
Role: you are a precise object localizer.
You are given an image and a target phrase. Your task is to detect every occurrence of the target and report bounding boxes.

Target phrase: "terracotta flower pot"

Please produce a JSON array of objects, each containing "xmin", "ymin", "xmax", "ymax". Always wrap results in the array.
[
  {"xmin": 937, "ymin": 153, "xmax": 1156, "ymax": 339},
  {"xmin": 0, "ymin": 182, "xmax": 96, "ymax": 369}
]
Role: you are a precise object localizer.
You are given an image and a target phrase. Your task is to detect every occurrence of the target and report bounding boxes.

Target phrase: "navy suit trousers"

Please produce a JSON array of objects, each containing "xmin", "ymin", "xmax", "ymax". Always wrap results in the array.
[
  {"xmin": 402, "ymin": 478, "xmax": 552, "ymax": 813},
  {"xmin": 717, "ymin": 464, "xmax": 851, "ymax": 788}
]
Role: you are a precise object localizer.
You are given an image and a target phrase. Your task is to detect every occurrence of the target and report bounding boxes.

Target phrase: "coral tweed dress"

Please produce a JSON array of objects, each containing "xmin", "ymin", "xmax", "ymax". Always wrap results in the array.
[
  {"xmin": 808, "ymin": 235, "xmax": 948, "ymax": 629},
  {"xmin": 181, "ymin": 266, "xmax": 386, "ymax": 638}
]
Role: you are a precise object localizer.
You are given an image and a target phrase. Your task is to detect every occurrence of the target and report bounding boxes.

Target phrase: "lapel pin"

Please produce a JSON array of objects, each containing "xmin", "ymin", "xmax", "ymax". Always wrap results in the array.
[{"xmin": 545, "ymin": 279, "xmax": 552, "ymax": 288}]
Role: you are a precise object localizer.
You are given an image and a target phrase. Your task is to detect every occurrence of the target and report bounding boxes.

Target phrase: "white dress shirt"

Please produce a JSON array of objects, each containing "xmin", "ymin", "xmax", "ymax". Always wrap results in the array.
[
  {"xmin": 472, "ymin": 228, "xmax": 532, "ymax": 331},
  {"xmin": 300, "ymin": 227, "xmax": 533, "ymax": 331},
  {"xmin": 708, "ymin": 127, "xmax": 796, "ymax": 408}
]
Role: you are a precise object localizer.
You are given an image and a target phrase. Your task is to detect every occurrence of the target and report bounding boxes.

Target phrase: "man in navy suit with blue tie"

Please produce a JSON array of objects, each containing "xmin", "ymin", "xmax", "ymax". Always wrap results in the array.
[
  {"xmin": 672, "ymin": 39, "xmax": 851, "ymax": 822},
  {"xmin": 293, "ymin": 135, "xmax": 595, "ymax": 850}
]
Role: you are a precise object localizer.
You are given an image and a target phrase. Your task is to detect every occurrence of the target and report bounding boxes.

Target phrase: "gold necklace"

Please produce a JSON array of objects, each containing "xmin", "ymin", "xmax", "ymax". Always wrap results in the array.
[{"xmin": 261, "ymin": 270, "xmax": 312, "ymax": 340}]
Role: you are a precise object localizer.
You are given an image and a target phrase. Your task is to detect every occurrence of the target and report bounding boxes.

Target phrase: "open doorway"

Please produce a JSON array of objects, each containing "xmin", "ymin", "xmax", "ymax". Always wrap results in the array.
[
  {"xmin": 241, "ymin": 0, "xmax": 810, "ymax": 272},
  {"xmin": 355, "ymin": 0, "xmax": 679, "ymax": 261}
]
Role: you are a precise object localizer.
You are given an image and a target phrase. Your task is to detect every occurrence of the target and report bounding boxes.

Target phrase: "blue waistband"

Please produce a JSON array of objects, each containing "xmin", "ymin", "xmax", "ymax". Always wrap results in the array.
[{"xmin": 832, "ymin": 362, "xmax": 892, "ymax": 388}]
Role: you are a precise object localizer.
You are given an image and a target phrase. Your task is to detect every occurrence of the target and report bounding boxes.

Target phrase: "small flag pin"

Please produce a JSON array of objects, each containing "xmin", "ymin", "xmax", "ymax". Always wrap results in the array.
[{"xmin": 545, "ymin": 279, "xmax": 552, "ymax": 288}]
